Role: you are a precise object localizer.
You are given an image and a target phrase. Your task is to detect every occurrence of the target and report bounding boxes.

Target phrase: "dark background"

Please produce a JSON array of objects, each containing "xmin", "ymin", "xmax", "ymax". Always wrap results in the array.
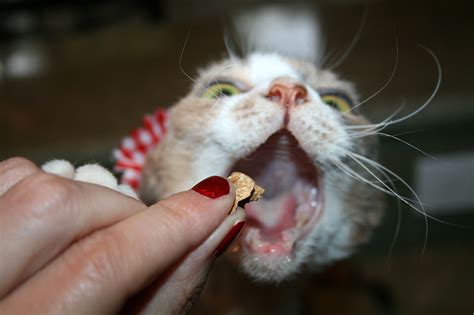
[{"xmin": 1, "ymin": 0, "xmax": 473, "ymax": 314}]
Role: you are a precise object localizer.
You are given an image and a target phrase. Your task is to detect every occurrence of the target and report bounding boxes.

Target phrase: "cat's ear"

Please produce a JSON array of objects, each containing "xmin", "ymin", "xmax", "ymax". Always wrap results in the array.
[{"xmin": 226, "ymin": 4, "xmax": 325, "ymax": 64}]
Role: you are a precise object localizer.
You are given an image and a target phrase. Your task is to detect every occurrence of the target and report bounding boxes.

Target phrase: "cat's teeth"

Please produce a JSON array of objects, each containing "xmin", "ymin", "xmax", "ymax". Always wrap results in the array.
[
  {"xmin": 295, "ymin": 186, "xmax": 318, "ymax": 227},
  {"xmin": 246, "ymin": 228, "xmax": 263, "ymax": 250},
  {"xmin": 281, "ymin": 229, "xmax": 298, "ymax": 247}
]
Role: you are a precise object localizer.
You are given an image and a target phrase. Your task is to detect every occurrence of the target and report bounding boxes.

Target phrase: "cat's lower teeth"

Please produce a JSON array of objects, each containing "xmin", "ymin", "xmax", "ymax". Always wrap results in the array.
[
  {"xmin": 281, "ymin": 229, "xmax": 298, "ymax": 245},
  {"xmin": 245, "ymin": 227, "xmax": 299, "ymax": 255}
]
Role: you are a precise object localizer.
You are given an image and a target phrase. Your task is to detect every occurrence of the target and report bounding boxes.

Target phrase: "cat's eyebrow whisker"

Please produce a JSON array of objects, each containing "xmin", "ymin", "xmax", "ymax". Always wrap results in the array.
[
  {"xmin": 320, "ymin": 48, "xmax": 337, "ymax": 69},
  {"xmin": 179, "ymin": 29, "xmax": 197, "ymax": 83},
  {"xmin": 205, "ymin": 64, "xmax": 235, "ymax": 88}
]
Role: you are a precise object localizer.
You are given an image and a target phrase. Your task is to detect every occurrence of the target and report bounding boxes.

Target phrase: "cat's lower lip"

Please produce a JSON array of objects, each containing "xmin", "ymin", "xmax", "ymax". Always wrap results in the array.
[{"xmin": 229, "ymin": 129, "xmax": 322, "ymax": 257}]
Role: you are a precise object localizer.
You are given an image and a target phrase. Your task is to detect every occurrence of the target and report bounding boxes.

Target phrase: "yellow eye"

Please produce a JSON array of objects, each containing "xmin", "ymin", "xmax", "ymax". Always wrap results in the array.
[
  {"xmin": 321, "ymin": 94, "xmax": 352, "ymax": 113},
  {"xmin": 203, "ymin": 83, "xmax": 241, "ymax": 99}
]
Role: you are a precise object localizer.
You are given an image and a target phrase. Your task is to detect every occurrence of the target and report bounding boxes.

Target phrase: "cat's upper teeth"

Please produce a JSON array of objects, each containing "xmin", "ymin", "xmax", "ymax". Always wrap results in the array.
[{"xmin": 295, "ymin": 185, "xmax": 319, "ymax": 228}]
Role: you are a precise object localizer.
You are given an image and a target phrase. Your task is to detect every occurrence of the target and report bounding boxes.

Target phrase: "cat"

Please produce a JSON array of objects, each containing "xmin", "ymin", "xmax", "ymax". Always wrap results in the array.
[{"xmin": 139, "ymin": 5, "xmax": 384, "ymax": 285}]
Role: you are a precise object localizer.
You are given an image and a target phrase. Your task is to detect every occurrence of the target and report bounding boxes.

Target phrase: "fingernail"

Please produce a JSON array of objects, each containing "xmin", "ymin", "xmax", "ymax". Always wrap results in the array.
[
  {"xmin": 192, "ymin": 176, "xmax": 230, "ymax": 199},
  {"xmin": 214, "ymin": 220, "xmax": 246, "ymax": 257}
]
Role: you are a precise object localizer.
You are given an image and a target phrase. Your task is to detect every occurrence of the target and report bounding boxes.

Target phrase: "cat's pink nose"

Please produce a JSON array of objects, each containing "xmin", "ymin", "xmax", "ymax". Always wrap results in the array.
[{"xmin": 267, "ymin": 82, "xmax": 308, "ymax": 107}]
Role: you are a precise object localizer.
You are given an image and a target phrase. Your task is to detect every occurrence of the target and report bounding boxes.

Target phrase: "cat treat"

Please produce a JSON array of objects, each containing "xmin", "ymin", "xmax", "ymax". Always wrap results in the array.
[{"xmin": 228, "ymin": 172, "xmax": 265, "ymax": 213}]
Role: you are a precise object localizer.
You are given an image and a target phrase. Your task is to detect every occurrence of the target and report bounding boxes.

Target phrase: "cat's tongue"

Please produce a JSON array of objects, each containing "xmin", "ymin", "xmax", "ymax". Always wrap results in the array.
[
  {"xmin": 245, "ymin": 193, "xmax": 297, "ymax": 239},
  {"xmin": 243, "ymin": 194, "xmax": 297, "ymax": 255},
  {"xmin": 242, "ymin": 181, "xmax": 320, "ymax": 256}
]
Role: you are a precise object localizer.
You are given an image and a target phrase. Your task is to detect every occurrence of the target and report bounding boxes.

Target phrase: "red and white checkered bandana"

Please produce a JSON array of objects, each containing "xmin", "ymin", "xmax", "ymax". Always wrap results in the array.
[{"xmin": 113, "ymin": 108, "xmax": 169, "ymax": 190}]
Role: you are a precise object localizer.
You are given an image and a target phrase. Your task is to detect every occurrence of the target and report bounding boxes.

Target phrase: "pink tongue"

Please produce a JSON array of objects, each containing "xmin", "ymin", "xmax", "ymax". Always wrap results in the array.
[{"xmin": 245, "ymin": 193, "xmax": 297, "ymax": 240}]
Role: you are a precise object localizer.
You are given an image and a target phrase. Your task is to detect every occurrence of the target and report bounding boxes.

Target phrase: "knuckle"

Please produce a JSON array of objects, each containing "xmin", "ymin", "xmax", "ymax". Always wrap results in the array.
[
  {"xmin": 12, "ymin": 173, "xmax": 77, "ymax": 219},
  {"xmin": 0, "ymin": 157, "xmax": 38, "ymax": 176}
]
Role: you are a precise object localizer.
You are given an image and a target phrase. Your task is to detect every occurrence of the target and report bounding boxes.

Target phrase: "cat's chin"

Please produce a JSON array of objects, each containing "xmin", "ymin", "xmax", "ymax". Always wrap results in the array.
[{"xmin": 229, "ymin": 130, "xmax": 323, "ymax": 282}]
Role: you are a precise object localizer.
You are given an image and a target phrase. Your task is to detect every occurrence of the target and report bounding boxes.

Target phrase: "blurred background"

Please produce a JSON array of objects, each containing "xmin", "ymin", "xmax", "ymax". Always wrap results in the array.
[{"xmin": 0, "ymin": 0, "xmax": 473, "ymax": 314}]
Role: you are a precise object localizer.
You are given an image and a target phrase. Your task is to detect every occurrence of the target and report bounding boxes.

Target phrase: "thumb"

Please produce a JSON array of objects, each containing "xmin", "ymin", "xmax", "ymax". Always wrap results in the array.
[{"xmin": 123, "ymin": 208, "xmax": 246, "ymax": 314}]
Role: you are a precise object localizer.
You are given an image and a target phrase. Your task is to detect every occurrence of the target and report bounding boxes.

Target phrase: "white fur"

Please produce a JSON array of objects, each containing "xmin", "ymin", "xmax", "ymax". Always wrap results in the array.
[
  {"xmin": 42, "ymin": 160, "xmax": 138, "ymax": 199},
  {"xmin": 75, "ymin": 164, "xmax": 118, "ymax": 189},
  {"xmin": 212, "ymin": 91, "xmax": 284, "ymax": 156},
  {"xmin": 247, "ymin": 53, "xmax": 300, "ymax": 84},
  {"xmin": 41, "ymin": 159, "xmax": 75, "ymax": 178},
  {"xmin": 231, "ymin": 5, "xmax": 324, "ymax": 63}
]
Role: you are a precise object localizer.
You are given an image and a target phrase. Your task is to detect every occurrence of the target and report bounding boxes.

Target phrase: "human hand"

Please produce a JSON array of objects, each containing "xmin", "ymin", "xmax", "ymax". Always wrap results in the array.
[{"xmin": 0, "ymin": 157, "xmax": 245, "ymax": 314}]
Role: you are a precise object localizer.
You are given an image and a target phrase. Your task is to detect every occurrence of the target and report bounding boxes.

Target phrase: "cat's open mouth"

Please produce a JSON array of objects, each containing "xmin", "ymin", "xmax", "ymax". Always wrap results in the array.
[{"xmin": 230, "ymin": 130, "xmax": 323, "ymax": 257}]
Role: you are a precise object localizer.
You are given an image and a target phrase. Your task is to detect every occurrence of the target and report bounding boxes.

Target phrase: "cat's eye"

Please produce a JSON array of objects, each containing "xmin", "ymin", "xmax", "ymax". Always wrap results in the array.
[
  {"xmin": 203, "ymin": 83, "xmax": 241, "ymax": 99},
  {"xmin": 320, "ymin": 93, "xmax": 352, "ymax": 113}
]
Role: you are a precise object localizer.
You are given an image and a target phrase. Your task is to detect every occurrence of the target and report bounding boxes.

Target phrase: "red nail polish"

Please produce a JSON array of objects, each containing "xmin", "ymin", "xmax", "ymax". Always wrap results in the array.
[
  {"xmin": 214, "ymin": 220, "xmax": 246, "ymax": 257},
  {"xmin": 192, "ymin": 176, "xmax": 230, "ymax": 199}
]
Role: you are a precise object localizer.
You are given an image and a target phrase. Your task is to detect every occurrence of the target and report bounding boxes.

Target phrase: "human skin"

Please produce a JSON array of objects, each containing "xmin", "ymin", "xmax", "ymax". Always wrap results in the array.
[{"xmin": 0, "ymin": 157, "xmax": 245, "ymax": 314}]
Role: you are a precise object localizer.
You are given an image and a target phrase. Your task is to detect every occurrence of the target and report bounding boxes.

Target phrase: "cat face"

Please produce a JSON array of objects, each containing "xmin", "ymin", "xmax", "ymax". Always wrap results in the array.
[{"xmin": 141, "ymin": 52, "xmax": 383, "ymax": 282}]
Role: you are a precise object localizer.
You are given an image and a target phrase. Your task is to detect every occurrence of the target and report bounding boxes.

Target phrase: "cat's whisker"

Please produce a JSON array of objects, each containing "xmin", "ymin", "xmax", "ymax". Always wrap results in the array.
[
  {"xmin": 205, "ymin": 64, "xmax": 236, "ymax": 90},
  {"xmin": 343, "ymin": 99, "xmax": 406, "ymax": 132},
  {"xmin": 376, "ymin": 132, "xmax": 437, "ymax": 160},
  {"xmin": 326, "ymin": 5, "xmax": 368, "ymax": 70},
  {"xmin": 383, "ymin": 45, "xmax": 442, "ymax": 126},
  {"xmin": 336, "ymin": 152, "xmax": 404, "ymax": 264},
  {"xmin": 347, "ymin": 45, "xmax": 441, "ymax": 134},
  {"xmin": 342, "ymin": 151, "xmax": 430, "ymax": 255},
  {"xmin": 347, "ymin": 151, "xmax": 464, "ymax": 225},
  {"xmin": 332, "ymin": 159, "xmax": 403, "ymax": 198},
  {"xmin": 380, "ymin": 165, "xmax": 402, "ymax": 268},
  {"xmin": 348, "ymin": 34, "xmax": 399, "ymax": 113},
  {"xmin": 178, "ymin": 29, "xmax": 197, "ymax": 83},
  {"xmin": 320, "ymin": 48, "xmax": 338, "ymax": 69},
  {"xmin": 334, "ymin": 162, "xmax": 420, "ymax": 206},
  {"xmin": 349, "ymin": 152, "xmax": 404, "ymax": 264},
  {"xmin": 205, "ymin": 63, "xmax": 236, "ymax": 107},
  {"xmin": 345, "ymin": 129, "xmax": 435, "ymax": 160}
]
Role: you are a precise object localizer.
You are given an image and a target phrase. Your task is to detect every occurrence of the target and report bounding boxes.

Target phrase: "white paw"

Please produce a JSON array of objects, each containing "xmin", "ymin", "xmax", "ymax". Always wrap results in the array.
[
  {"xmin": 75, "ymin": 164, "xmax": 118, "ymax": 189},
  {"xmin": 42, "ymin": 160, "xmax": 138, "ymax": 199},
  {"xmin": 42, "ymin": 159, "xmax": 75, "ymax": 178}
]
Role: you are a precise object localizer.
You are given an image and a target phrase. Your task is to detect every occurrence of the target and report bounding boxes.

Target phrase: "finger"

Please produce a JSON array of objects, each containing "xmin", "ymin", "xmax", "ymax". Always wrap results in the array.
[
  {"xmin": 0, "ymin": 176, "xmax": 235, "ymax": 314},
  {"xmin": 124, "ymin": 208, "xmax": 246, "ymax": 314},
  {"xmin": 0, "ymin": 173, "xmax": 146, "ymax": 297},
  {"xmin": 0, "ymin": 157, "xmax": 40, "ymax": 196}
]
